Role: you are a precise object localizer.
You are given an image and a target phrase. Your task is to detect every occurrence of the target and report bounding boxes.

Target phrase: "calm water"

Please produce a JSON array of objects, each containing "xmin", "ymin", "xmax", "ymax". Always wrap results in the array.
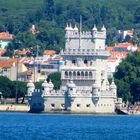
[{"xmin": 0, "ymin": 113, "xmax": 140, "ymax": 140}]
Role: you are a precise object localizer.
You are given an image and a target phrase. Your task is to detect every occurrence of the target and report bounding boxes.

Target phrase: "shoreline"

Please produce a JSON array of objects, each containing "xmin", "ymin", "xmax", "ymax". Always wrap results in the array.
[{"xmin": 0, "ymin": 104, "xmax": 29, "ymax": 112}]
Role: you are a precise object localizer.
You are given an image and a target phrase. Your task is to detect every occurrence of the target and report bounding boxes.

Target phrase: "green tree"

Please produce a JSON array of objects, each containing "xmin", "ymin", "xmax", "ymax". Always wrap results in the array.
[
  {"xmin": 114, "ymin": 51, "xmax": 140, "ymax": 103},
  {"xmin": 48, "ymin": 72, "xmax": 61, "ymax": 90}
]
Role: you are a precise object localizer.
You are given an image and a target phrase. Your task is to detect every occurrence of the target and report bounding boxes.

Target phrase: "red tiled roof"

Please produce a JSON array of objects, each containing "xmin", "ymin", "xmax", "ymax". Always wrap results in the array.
[
  {"xmin": 0, "ymin": 49, "xmax": 6, "ymax": 55},
  {"xmin": 111, "ymin": 51, "xmax": 128, "ymax": 58},
  {"xmin": 106, "ymin": 46, "xmax": 113, "ymax": 51},
  {"xmin": 0, "ymin": 58, "xmax": 21, "ymax": 68},
  {"xmin": 14, "ymin": 49, "xmax": 30, "ymax": 55},
  {"xmin": 107, "ymin": 57, "xmax": 118, "ymax": 61},
  {"xmin": 115, "ymin": 42, "xmax": 133, "ymax": 48},
  {"xmin": 43, "ymin": 50, "xmax": 56, "ymax": 55},
  {"xmin": 0, "ymin": 32, "xmax": 13, "ymax": 40}
]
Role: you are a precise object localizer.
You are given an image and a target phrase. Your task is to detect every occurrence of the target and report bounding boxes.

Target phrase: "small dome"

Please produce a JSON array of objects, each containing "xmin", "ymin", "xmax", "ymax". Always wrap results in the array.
[
  {"xmin": 106, "ymin": 80, "xmax": 110, "ymax": 86},
  {"xmin": 27, "ymin": 80, "xmax": 35, "ymax": 88},
  {"xmin": 92, "ymin": 25, "xmax": 97, "ymax": 31},
  {"xmin": 92, "ymin": 81, "xmax": 99, "ymax": 88},
  {"xmin": 68, "ymin": 80, "xmax": 76, "ymax": 88},
  {"xmin": 65, "ymin": 23, "xmax": 70, "ymax": 31},
  {"xmin": 49, "ymin": 80, "xmax": 54, "ymax": 89},
  {"xmin": 69, "ymin": 23, "xmax": 74, "ymax": 31},
  {"xmin": 73, "ymin": 25, "xmax": 79, "ymax": 31},
  {"xmin": 101, "ymin": 25, "xmax": 106, "ymax": 31},
  {"xmin": 42, "ymin": 80, "xmax": 49, "ymax": 87},
  {"xmin": 110, "ymin": 80, "xmax": 117, "ymax": 89}
]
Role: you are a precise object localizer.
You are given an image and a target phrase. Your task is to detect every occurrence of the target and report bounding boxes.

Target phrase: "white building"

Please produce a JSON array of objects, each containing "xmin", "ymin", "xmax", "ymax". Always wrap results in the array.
[{"xmin": 27, "ymin": 24, "xmax": 117, "ymax": 113}]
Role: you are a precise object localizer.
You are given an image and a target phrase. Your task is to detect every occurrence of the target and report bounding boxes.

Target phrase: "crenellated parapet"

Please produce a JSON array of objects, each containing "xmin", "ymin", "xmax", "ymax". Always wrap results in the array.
[{"xmin": 65, "ymin": 23, "xmax": 106, "ymax": 40}]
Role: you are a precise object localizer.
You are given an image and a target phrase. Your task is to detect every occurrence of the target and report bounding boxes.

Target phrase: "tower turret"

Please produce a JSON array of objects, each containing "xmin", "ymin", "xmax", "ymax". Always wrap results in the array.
[
  {"xmin": 42, "ymin": 79, "xmax": 49, "ymax": 95},
  {"xmin": 67, "ymin": 80, "xmax": 76, "ymax": 95},
  {"xmin": 92, "ymin": 25, "xmax": 97, "ymax": 33},
  {"xmin": 92, "ymin": 81, "xmax": 100, "ymax": 97},
  {"xmin": 106, "ymin": 80, "xmax": 110, "ymax": 91},
  {"xmin": 49, "ymin": 80, "xmax": 54, "ymax": 91},
  {"xmin": 73, "ymin": 24, "xmax": 79, "ymax": 32},
  {"xmin": 65, "ymin": 23, "xmax": 70, "ymax": 31},
  {"xmin": 110, "ymin": 79, "xmax": 117, "ymax": 96},
  {"xmin": 27, "ymin": 80, "xmax": 35, "ymax": 96},
  {"xmin": 101, "ymin": 25, "xmax": 106, "ymax": 32}
]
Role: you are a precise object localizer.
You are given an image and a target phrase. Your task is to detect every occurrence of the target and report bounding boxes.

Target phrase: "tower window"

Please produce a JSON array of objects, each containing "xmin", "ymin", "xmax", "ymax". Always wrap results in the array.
[
  {"xmin": 84, "ymin": 59, "xmax": 88, "ymax": 64},
  {"xmin": 86, "ymin": 104, "xmax": 90, "ymax": 108},
  {"xmin": 61, "ymin": 104, "xmax": 64, "ymax": 107},
  {"xmin": 77, "ymin": 104, "xmax": 81, "ymax": 107},
  {"xmin": 51, "ymin": 104, "xmax": 55, "ymax": 108},
  {"xmin": 72, "ymin": 60, "xmax": 76, "ymax": 64}
]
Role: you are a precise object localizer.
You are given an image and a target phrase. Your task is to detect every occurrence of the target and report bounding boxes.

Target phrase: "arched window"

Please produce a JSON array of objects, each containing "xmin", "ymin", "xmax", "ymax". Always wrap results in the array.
[
  {"xmin": 69, "ymin": 71, "xmax": 72, "ymax": 78},
  {"xmin": 65, "ymin": 71, "xmax": 68, "ymax": 78},
  {"xmin": 77, "ymin": 71, "xmax": 80, "ymax": 77},
  {"xmin": 85, "ymin": 71, "xmax": 88, "ymax": 77},
  {"xmin": 81, "ymin": 71, "xmax": 84, "ymax": 78},
  {"xmin": 84, "ymin": 59, "xmax": 88, "ymax": 64},
  {"xmin": 73, "ymin": 71, "xmax": 76, "ymax": 78},
  {"xmin": 89, "ymin": 72, "xmax": 92, "ymax": 78},
  {"xmin": 72, "ymin": 60, "xmax": 76, "ymax": 64}
]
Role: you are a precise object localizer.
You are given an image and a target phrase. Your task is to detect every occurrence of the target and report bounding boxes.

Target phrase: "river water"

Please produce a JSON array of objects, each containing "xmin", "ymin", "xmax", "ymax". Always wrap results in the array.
[{"xmin": 0, "ymin": 112, "xmax": 140, "ymax": 140}]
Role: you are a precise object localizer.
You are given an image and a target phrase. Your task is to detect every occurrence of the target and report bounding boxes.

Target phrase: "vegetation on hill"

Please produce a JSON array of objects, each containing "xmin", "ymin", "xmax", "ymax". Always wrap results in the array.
[
  {"xmin": 1, "ymin": 0, "xmax": 140, "ymax": 103},
  {"xmin": 0, "ymin": 0, "xmax": 139, "ymax": 55},
  {"xmin": 114, "ymin": 51, "xmax": 140, "ymax": 103}
]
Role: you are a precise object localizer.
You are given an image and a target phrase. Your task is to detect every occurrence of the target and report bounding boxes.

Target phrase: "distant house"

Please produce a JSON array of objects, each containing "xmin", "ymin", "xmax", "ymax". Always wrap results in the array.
[
  {"xmin": 118, "ymin": 30, "xmax": 134, "ymax": 40},
  {"xmin": 0, "ymin": 32, "xmax": 13, "ymax": 49},
  {"xmin": 0, "ymin": 58, "xmax": 30, "ymax": 81},
  {"xmin": 13, "ymin": 49, "xmax": 30, "ymax": 56},
  {"xmin": 0, "ymin": 49, "xmax": 6, "ymax": 56},
  {"xmin": 106, "ymin": 42, "xmax": 138, "ymax": 76},
  {"xmin": 43, "ymin": 50, "xmax": 56, "ymax": 56}
]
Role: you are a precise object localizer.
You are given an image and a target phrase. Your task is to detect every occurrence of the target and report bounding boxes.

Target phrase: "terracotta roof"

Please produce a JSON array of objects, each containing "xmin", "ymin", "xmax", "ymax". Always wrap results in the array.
[
  {"xmin": 115, "ymin": 42, "xmax": 133, "ymax": 48},
  {"xmin": 14, "ymin": 49, "xmax": 30, "ymax": 55},
  {"xmin": 43, "ymin": 50, "xmax": 56, "ymax": 55},
  {"xmin": 107, "ymin": 57, "xmax": 118, "ymax": 61},
  {"xmin": 0, "ymin": 49, "xmax": 6, "ymax": 55},
  {"xmin": 111, "ymin": 51, "xmax": 128, "ymax": 58},
  {"xmin": 0, "ymin": 32, "xmax": 13, "ymax": 40},
  {"xmin": 106, "ymin": 47, "xmax": 113, "ymax": 51},
  {"xmin": 0, "ymin": 58, "xmax": 20, "ymax": 68}
]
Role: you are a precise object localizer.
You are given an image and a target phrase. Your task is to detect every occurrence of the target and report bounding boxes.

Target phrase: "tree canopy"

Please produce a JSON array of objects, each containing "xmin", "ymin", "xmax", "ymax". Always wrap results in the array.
[
  {"xmin": 114, "ymin": 51, "xmax": 140, "ymax": 103},
  {"xmin": 0, "ymin": 0, "xmax": 140, "ymax": 54}
]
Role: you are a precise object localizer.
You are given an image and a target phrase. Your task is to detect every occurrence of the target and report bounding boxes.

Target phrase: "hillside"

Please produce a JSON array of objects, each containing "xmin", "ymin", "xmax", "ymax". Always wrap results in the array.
[{"xmin": 0, "ymin": 0, "xmax": 140, "ymax": 55}]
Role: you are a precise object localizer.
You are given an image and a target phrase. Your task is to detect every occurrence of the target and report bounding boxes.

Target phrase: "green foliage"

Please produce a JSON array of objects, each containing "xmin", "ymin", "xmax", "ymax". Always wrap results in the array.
[
  {"xmin": 114, "ymin": 51, "xmax": 140, "ymax": 103},
  {"xmin": 1, "ymin": 0, "xmax": 140, "ymax": 53},
  {"xmin": 48, "ymin": 72, "xmax": 61, "ymax": 90},
  {"xmin": 35, "ymin": 81, "xmax": 43, "ymax": 89},
  {"xmin": 0, "ymin": 76, "xmax": 26, "ymax": 99},
  {"xmin": 0, "ymin": 76, "xmax": 14, "ymax": 98}
]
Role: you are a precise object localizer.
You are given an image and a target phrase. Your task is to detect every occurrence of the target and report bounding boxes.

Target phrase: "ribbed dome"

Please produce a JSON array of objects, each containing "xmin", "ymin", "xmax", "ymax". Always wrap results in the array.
[
  {"xmin": 27, "ymin": 80, "xmax": 35, "ymax": 88},
  {"xmin": 69, "ymin": 23, "xmax": 74, "ymax": 31},
  {"xmin": 65, "ymin": 24, "xmax": 70, "ymax": 31},
  {"xmin": 49, "ymin": 80, "xmax": 54, "ymax": 89},
  {"xmin": 73, "ymin": 25, "xmax": 78, "ymax": 31},
  {"xmin": 68, "ymin": 80, "xmax": 76, "ymax": 88},
  {"xmin": 110, "ymin": 80, "xmax": 117, "ymax": 89},
  {"xmin": 101, "ymin": 25, "xmax": 106, "ymax": 31},
  {"xmin": 92, "ymin": 81, "xmax": 98, "ymax": 88},
  {"xmin": 42, "ymin": 80, "xmax": 49, "ymax": 87},
  {"xmin": 92, "ymin": 25, "xmax": 97, "ymax": 31}
]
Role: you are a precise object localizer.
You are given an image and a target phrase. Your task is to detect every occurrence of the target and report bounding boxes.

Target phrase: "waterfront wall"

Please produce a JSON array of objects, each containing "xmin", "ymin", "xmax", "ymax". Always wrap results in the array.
[{"xmin": 0, "ymin": 104, "xmax": 29, "ymax": 112}]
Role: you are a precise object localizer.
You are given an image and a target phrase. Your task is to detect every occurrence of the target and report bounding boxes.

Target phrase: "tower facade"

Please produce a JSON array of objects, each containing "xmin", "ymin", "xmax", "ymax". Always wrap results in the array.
[{"xmin": 27, "ymin": 23, "xmax": 117, "ymax": 113}]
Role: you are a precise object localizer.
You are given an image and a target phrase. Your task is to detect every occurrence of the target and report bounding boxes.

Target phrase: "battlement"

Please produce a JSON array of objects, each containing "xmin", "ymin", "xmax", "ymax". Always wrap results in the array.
[
  {"xmin": 65, "ymin": 23, "xmax": 106, "ymax": 39},
  {"xmin": 61, "ymin": 49, "xmax": 110, "ymax": 57}
]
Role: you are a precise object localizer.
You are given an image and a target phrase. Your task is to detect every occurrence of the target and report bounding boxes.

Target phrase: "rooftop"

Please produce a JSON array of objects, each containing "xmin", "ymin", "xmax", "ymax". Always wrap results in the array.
[{"xmin": 0, "ymin": 32, "xmax": 13, "ymax": 40}]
